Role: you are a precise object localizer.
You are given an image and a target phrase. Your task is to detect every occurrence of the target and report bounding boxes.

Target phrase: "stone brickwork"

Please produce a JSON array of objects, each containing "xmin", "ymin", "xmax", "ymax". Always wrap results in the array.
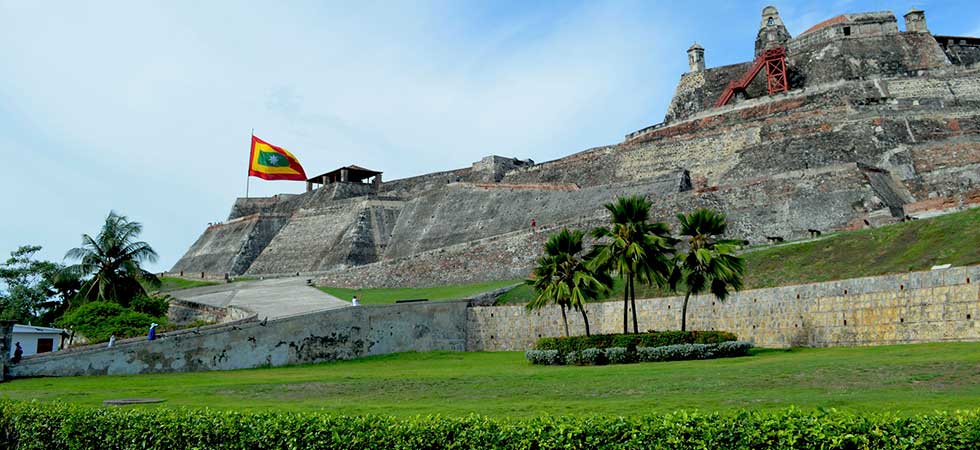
[{"xmin": 467, "ymin": 265, "xmax": 980, "ymax": 351}]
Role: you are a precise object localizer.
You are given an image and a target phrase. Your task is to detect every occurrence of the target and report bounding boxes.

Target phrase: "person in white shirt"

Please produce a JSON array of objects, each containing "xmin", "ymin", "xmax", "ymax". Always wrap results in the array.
[
  {"xmin": 351, "ymin": 295, "xmax": 360, "ymax": 306},
  {"xmin": 107, "ymin": 334, "xmax": 116, "ymax": 348}
]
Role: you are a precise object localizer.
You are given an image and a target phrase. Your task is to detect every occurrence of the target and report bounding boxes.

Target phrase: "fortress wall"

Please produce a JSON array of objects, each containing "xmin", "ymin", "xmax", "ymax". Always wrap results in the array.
[
  {"xmin": 381, "ymin": 167, "xmax": 473, "ymax": 199},
  {"xmin": 383, "ymin": 173, "xmax": 689, "ymax": 260},
  {"xmin": 664, "ymin": 19, "xmax": 950, "ymax": 123},
  {"xmin": 11, "ymin": 301, "xmax": 468, "ymax": 377},
  {"xmin": 170, "ymin": 215, "xmax": 291, "ymax": 276},
  {"xmin": 499, "ymin": 145, "xmax": 619, "ymax": 187},
  {"xmin": 245, "ymin": 198, "xmax": 404, "ymax": 275},
  {"xmin": 467, "ymin": 265, "xmax": 980, "ymax": 350},
  {"xmin": 228, "ymin": 194, "xmax": 303, "ymax": 221},
  {"xmin": 320, "ymin": 165, "xmax": 888, "ymax": 289}
]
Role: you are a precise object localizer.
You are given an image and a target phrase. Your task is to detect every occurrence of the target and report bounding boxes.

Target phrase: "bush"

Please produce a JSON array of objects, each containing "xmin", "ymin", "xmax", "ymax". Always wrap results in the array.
[
  {"xmin": 58, "ymin": 301, "xmax": 165, "ymax": 343},
  {"xmin": 130, "ymin": 295, "xmax": 170, "ymax": 317},
  {"xmin": 529, "ymin": 341, "xmax": 754, "ymax": 366},
  {"xmin": 580, "ymin": 348, "xmax": 608, "ymax": 365},
  {"xmin": 604, "ymin": 347, "xmax": 633, "ymax": 364},
  {"xmin": 3, "ymin": 400, "xmax": 980, "ymax": 449},
  {"xmin": 536, "ymin": 330, "xmax": 737, "ymax": 354},
  {"xmin": 524, "ymin": 349, "xmax": 561, "ymax": 365}
]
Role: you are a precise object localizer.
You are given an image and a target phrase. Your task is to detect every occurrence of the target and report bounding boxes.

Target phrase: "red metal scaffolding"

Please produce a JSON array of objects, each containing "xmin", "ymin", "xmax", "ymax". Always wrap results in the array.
[{"xmin": 715, "ymin": 46, "xmax": 789, "ymax": 107}]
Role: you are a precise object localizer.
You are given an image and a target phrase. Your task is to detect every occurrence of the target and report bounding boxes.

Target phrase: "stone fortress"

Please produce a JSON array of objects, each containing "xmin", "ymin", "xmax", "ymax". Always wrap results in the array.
[
  {"xmin": 10, "ymin": 7, "xmax": 980, "ymax": 378},
  {"xmin": 172, "ymin": 7, "xmax": 980, "ymax": 289}
]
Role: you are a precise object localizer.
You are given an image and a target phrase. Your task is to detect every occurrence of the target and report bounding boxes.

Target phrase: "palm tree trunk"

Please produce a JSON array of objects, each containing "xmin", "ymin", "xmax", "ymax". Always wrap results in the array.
[
  {"xmin": 560, "ymin": 305, "xmax": 569, "ymax": 337},
  {"xmin": 630, "ymin": 276, "xmax": 639, "ymax": 334},
  {"xmin": 681, "ymin": 290, "xmax": 692, "ymax": 332},
  {"xmin": 622, "ymin": 276, "xmax": 630, "ymax": 334},
  {"xmin": 581, "ymin": 309, "xmax": 591, "ymax": 337}
]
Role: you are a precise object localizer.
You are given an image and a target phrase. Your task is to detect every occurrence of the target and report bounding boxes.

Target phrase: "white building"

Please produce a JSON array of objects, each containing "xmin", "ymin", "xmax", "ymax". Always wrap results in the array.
[{"xmin": 10, "ymin": 324, "xmax": 67, "ymax": 358}]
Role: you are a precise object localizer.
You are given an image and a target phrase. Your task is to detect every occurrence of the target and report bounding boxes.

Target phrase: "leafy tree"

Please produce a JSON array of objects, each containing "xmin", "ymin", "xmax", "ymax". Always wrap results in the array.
[
  {"xmin": 0, "ymin": 245, "xmax": 78, "ymax": 324},
  {"xmin": 590, "ymin": 196, "xmax": 675, "ymax": 334},
  {"xmin": 670, "ymin": 209, "xmax": 745, "ymax": 332},
  {"xmin": 526, "ymin": 229, "xmax": 610, "ymax": 337},
  {"xmin": 64, "ymin": 211, "xmax": 161, "ymax": 306},
  {"xmin": 57, "ymin": 301, "xmax": 163, "ymax": 343}
]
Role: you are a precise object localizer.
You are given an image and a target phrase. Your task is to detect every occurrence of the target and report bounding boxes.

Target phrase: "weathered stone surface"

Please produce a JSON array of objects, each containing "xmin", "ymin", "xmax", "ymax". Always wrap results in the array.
[
  {"xmin": 468, "ymin": 265, "xmax": 980, "ymax": 350},
  {"xmin": 11, "ymin": 301, "xmax": 468, "ymax": 377}
]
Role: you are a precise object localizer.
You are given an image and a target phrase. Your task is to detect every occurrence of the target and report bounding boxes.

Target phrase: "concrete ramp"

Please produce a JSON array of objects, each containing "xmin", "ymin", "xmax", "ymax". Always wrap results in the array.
[{"xmin": 169, "ymin": 278, "xmax": 349, "ymax": 320}]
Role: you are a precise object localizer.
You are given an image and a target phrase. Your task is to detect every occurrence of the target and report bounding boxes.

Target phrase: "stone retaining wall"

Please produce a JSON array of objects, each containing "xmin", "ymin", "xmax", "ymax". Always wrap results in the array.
[
  {"xmin": 466, "ymin": 265, "xmax": 980, "ymax": 350},
  {"xmin": 11, "ymin": 301, "xmax": 467, "ymax": 377}
]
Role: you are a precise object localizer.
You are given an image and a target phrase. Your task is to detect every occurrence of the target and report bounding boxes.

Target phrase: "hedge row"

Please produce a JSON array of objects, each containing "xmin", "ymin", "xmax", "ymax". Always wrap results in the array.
[
  {"xmin": 526, "ymin": 341, "xmax": 753, "ymax": 365},
  {"xmin": 535, "ymin": 330, "xmax": 737, "ymax": 353},
  {"xmin": 4, "ymin": 401, "xmax": 980, "ymax": 449}
]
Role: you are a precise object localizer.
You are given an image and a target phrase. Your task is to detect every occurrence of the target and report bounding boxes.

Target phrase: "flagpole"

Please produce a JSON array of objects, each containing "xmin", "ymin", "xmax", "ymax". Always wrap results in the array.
[{"xmin": 246, "ymin": 128, "xmax": 253, "ymax": 198}]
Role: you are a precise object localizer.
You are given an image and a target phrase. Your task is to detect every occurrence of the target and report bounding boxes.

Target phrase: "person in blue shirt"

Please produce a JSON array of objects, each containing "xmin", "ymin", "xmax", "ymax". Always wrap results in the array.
[{"xmin": 147, "ymin": 323, "xmax": 158, "ymax": 341}]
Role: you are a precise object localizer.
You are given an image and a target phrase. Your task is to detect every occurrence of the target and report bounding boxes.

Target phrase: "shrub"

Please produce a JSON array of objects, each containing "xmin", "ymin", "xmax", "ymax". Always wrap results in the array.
[
  {"xmin": 580, "ymin": 348, "xmax": 608, "ymax": 365},
  {"xmin": 58, "ymin": 301, "xmax": 164, "ymax": 343},
  {"xmin": 528, "ymin": 342, "xmax": 754, "ymax": 365},
  {"xmin": 604, "ymin": 347, "xmax": 633, "ymax": 364},
  {"xmin": 3, "ymin": 401, "xmax": 980, "ymax": 449},
  {"xmin": 130, "ymin": 295, "xmax": 170, "ymax": 317},
  {"xmin": 524, "ymin": 349, "xmax": 562, "ymax": 365},
  {"xmin": 536, "ymin": 330, "xmax": 737, "ymax": 354}
]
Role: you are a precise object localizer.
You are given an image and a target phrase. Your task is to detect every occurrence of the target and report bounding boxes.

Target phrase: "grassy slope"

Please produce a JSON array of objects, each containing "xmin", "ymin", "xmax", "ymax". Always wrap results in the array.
[
  {"xmin": 499, "ymin": 208, "xmax": 980, "ymax": 304},
  {"xmin": 318, "ymin": 279, "xmax": 521, "ymax": 305},
  {"xmin": 4, "ymin": 343, "xmax": 980, "ymax": 416},
  {"xmin": 156, "ymin": 277, "xmax": 220, "ymax": 292}
]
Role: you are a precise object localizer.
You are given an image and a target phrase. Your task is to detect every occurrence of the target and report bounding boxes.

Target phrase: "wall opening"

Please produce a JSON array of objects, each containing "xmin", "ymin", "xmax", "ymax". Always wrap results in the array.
[
  {"xmin": 843, "ymin": 319, "xmax": 847, "ymax": 326},
  {"xmin": 843, "ymin": 26, "xmax": 851, "ymax": 36},
  {"xmin": 900, "ymin": 284, "xmax": 904, "ymax": 291}
]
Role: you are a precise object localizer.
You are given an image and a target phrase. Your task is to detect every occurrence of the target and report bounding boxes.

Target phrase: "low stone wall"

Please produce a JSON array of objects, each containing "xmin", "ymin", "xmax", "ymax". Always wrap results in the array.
[
  {"xmin": 466, "ymin": 265, "xmax": 980, "ymax": 350},
  {"xmin": 11, "ymin": 301, "xmax": 467, "ymax": 377},
  {"xmin": 167, "ymin": 298, "xmax": 253, "ymax": 326}
]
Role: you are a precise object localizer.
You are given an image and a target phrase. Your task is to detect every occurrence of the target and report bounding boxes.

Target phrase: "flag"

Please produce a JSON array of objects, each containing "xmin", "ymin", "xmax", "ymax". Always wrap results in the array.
[{"xmin": 248, "ymin": 135, "xmax": 308, "ymax": 181}]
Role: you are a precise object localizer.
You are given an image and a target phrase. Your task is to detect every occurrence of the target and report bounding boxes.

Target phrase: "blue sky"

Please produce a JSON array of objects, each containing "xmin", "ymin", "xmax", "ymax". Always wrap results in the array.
[{"xmin": 1, "ymin": 1, "xmax": 978, "ymax": 272}]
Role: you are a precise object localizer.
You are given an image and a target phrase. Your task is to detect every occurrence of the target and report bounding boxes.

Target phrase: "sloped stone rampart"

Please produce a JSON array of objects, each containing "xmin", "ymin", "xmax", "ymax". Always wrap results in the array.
[{"xmin": 467, "ymin": 265, "xmax": 980, "ymax": 350}]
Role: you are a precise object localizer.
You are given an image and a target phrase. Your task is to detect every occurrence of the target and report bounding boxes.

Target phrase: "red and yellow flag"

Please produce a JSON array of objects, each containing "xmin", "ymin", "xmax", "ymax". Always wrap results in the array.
[{"xmin": 248, "ymin": 135, "xmax": 307, "ymax": 181}]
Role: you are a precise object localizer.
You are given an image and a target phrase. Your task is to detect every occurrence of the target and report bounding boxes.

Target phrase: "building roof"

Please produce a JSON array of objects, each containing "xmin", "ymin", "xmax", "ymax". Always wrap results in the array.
[
  {"xmin": 13, "ymin": 324, "xmax": 67, "ymax": 335},
  {"xmin": 307, "ymin": 165, "xmax": 383, "ymax": 183}
]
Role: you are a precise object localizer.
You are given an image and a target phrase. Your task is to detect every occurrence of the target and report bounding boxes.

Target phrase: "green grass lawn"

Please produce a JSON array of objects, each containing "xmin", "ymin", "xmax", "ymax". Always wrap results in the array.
[
  {"xmin": 154, "ymin": 276, "xmax": 220, "ymax": 292},
  {"xmin": 318, "ymin": 279, "xmax": 521, "ymax": 305},
  {"xmin": 499, "ymin": 207, "xmax": 980, "ymax": 304},
  {"xmin": 5, "ymin": 343, "xmax": 980, "ymax": 417}
]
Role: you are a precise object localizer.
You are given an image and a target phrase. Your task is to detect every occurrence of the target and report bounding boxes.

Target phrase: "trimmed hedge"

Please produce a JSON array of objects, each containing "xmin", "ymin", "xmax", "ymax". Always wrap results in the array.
[
  {"xmin": 536, "ymin": 330, "xmax": 737, "ymax": 354},
  {"xmin": 4, "ymin": 401, "xmax": 980, "ymax": 449},
  {"xmin": 526, "ymin": 341, "xmax": 753, "ymax": 366}
]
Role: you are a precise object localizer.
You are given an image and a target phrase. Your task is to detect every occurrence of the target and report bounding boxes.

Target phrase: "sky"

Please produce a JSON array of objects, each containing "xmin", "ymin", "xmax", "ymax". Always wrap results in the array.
[{"xmin": 1, "ymin": 0, "xmax": 979, "ymax": 272}]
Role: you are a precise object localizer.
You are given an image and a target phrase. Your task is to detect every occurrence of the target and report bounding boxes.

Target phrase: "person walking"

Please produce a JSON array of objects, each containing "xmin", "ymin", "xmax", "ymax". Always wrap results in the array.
[
  {"xmin": 12, "ymin": 342, "xmax": 23, "ymax": 363},
  {"xmin": 107, "ymin": 334, "xmax": 116, "ymax": 348},
  {"xmin": 147, "ymin": 323, "xmax": 158, "ymax": 341},
  {"xmin": 351, "ymin": 295, "xmax": 360, "ymax": 306}
]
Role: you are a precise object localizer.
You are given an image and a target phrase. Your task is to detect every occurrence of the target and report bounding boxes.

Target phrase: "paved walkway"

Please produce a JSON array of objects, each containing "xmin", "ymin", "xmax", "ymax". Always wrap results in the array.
[{"xmin": 168, "ymin": 277, "xmax": 350, "ymax": 320}]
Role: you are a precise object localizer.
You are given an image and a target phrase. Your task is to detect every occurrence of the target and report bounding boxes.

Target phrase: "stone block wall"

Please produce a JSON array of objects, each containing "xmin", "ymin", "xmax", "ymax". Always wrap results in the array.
[
  {"xmin": 11, "ymin": 301, "xmax": 468, "ymax": 377},
  {"xmin": 466, "ymin": 265, "xmax": 980, "ymax": 350}
]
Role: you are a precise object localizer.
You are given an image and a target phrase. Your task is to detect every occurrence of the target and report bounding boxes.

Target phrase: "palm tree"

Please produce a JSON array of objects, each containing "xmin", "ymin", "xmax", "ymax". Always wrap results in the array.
[
  {"xmin": 64, "ymin": 211, "xmax": 161, "ymax": 306},
  {"xmin": 526, "ymin": 229, "xmax": 610, "ymax": 337},
  {"xmin": 590, "ymin": 196, "xmax": 675, "ymax": 334},
  {"xmin": 671, "ymin": 209, "xmax": 745, "ymax": 332}
]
